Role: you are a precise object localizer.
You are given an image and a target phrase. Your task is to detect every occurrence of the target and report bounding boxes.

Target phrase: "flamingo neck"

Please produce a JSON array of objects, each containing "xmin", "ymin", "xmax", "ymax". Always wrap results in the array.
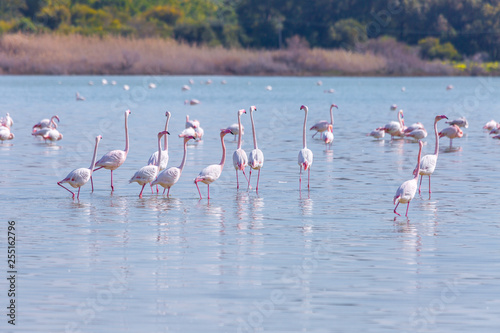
[
  {"xmin": 50, "ymin": 116, "xmax": 58, "ymax": 129},
  {"xmin": 414, "ymin": 145, "xmax": 423, "ymax": 180},
  {"xmin": 124, "ymin": 113, "xmax": 129, "ymax": 154},
  {"xmin": 179, "ymin": 139, "xmax": 188, "ymax": 171},
  {"xmin": 433, "ymin": 119, "xmax": 440, "ymax": 156},
  {"xmin": 89, "ymin": 138, "xmax": 101, "ymax": 171},
  {"xmin": 398, "ymin": 112, "xmax": 404, "ymax": 129},
  {"xmin": 164, "ymin": 115, "xmax": 170, "ymax": 151},
  {"xmin": 237, "ymin": 113, "xmax": 243, "ymax": 149},
  {"xmin": 330, "ymin": 105, "xmax": 334, "ymax": 125},
  {"xmin": 220, "ymin": 134, "xmax": 227, "ymax": 170},
  {"xmin": 156, "ymin": 134, "xmax": 163, "ymax": 169},
  {"xmin": 303, "ymin": 109, "xmax": 308, "ymax": 149},
  {"xmin": 250, "ymin": 109, "xmax": 258, "ymax": 149}
]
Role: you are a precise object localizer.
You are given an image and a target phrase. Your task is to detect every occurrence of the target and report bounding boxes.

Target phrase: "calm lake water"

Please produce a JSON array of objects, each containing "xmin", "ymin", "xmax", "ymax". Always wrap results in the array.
[{"xmin": 1, "ymin": 75, "xmax": 500, "ymax": 333}]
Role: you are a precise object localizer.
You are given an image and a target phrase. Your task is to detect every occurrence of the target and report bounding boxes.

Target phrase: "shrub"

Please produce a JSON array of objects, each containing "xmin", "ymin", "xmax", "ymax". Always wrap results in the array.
[{"xmin": 418, "ymin": 37, "xmax": 460, "ymax": 60}]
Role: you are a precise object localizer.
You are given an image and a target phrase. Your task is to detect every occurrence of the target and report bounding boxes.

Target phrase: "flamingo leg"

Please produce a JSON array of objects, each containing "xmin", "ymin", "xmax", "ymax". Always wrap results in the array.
[
  {"xmin": 91, "ymin": 176, "xmax": 94, "ymax": 193},
  {"xmin": 248, "ymin": 170, "xmax": 252, "ymax": 189},
  {"xmin": 58, "ymin": 182, "xmax": 75, "ymax": 199},
  {"xmin": 236, "ymin": 170, "xmax": 239, "ymax": 189},
  {"xmin": 150, "ymin": 184, "xmax": 154, "ymax": 194},
  {"xmin": 77, "ymin": 187, "xmax": 81, "ymax": 200},
  {"xmin": 312, "ymin": 132, "xmax": 317, "ymax": 139},
  {"xmin": 166, "ymin": 187, "xmax": 170, "ymax": 196},
  {"xmin": 256, "ymin": 169, "xmax": 261, "ymax": 193},
  {"xmin": 195, "ymin": 180, "xmax": 202, "ymax": 199},
  {"xmin": 110, "ymin": 170, "xmax": 114, "ymax": 191},
  {"xmin": 242, "ymin": 169, "xmax": 248, "ymax": 183},
  {"xmin": 93, "ymin": 166, "xmax": 103, "ymax": 172},
  {"xmin": 207, "ymin": 184, "xmax": 210, "ymax": 199},
  {"xmin": 405, "ymin": 202, "xmax": 411, "ymax": 217},
  {"xmin": 418, "ymin": 175, "xmax": 423, "ymax": 194},
  {"xmin": 308, "ymin": 168, "xmax": 311, "ymax": 190},
  {"xmin": 394, "ymin": 202, "xmax": 401, "ymax": 216},
  {"xmin": 139, "ymin": 184, "xmax": 146, "ymax": 198},
  {"xmin": 428, "ymin": 175, "xmax": 432, "ymax": 194},
  {"xmin": 299, "ymin": 166, "xmax": 303, "ymax": 191}
]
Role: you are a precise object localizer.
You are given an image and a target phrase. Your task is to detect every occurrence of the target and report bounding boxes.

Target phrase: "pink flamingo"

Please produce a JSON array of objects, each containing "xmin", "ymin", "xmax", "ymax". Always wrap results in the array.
[
  {"xmin": 185, "ymin": 115, "xmax": 199, "ymax": 128},
  {"xmin": 483, "ymin": 120, "xmax": 498, "ymax": 130},
  {"xmin": 42, "ymin": 128, "xmax": 63, "ymax": 143},
  {"xmin": 379, "ymin": 109, "xmax": 405, "ymax": 139},
  {"xmin": 414, "ymin": 115, "xmax": 448, "ymax": 195},
  {"xmin": 1, "ymin": 113, "xmax": 13, "ymax": 128},
  {"xmin": 405, "ymin": 127, "xmax": 427, "ymax": 141},
  {"xmin": 298, "ymin": 105, "xmax": 313, "ymax": 190},
  {"xmin": 310, "ymin": 104, "xmax": 338, "ymax": 138},
  {"xmin": 58, "ymin": 135, "xmax": 102, "ymax": 200},
  {"xmin": 446, "ymin": 117, "xmax": 468, "ymax": 128},
  {"xmin": 321, "ymin": 124, "xmax": 334, "ymax": 148},
  {"xmin": 233, "ymin": 109, "xmax": 248, "ymax": 189},
  {"xmin": 439, "ymin": 124, "xmax": 463, "ymax": 148},
  {"xmin": 148, "ymin": 111, "xmax": 170, "ymax": 171},
  {"xmin": 151, "ymin": 135, "xmax": 196, "ymax": 196},
  {"xmin": 404, "ymin": 122, "xmax": 424, "ymax": 133},
  {"xmin": 93, "ymin": 110, "xmax": 131, "ymax": 191},
  {"xmin": 394, "ymin": 140, "xmax": 423, "ymax": 217},
  {"xmin": 0, "ymin": 126, "xmax": 14, "ymax": 141},
  {"xmin": 367, "ymin": 128, "xmax": 385, "ymax": 139},
  {"xmin": 33, "ymin": 115, "xmax": 59, "ymax": 133},
  {"xmin": 129, "ymin": 130, "xmax": 169, "ymax": 198},
  {"xmin": 247, "ymin": 106, "xmax": 264, "ymax": 191},
  {"xmin": 194, "ymin": 129, "xmax": 232, "ymax": 199}
]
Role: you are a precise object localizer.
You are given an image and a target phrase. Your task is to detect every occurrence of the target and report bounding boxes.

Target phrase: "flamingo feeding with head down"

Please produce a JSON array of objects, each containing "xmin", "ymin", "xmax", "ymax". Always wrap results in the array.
[
  {"xmin": 321, "ymin": 124, "xmax": 334, "ymax": 148},
  {"xmin": 232, "ymin": 109, "xmax": 248, "ymax": 189},
  {"xmin": 379, "ymin": 109, "xmax": 405, "ymax": 139},
  {"xmin": 414, "ymin": 115, "xmax": 448, "ymax": 195},
  {"xmin": 368, "ymin": 128, "xmax": 385, "ymax": 139},
  {"xmin": 0, "ymin": 126, "xmax": 14, "ymax": 141},
  {"xmin": 32, "ymin": 115, "xmax": 59, "ymax": 133},
  {"xmin": 483, "ymin": 120, "xmax": 498, "ymax": 131},
  {"xmin": 148, "ymin": 111, "xmax": 170, "ymax": 171},
  {"xmin": 152, "ymin": 135, "xmax": 196, "ymax": 196},
  {"xmin": 310, "ymin": 104, "xmax": 338, "ymax": 138},
  {"xmin": 58, "ymin": 135, "xmax": 102, "ymax": 200},
  {"xmin": 93, "ymin": 110, "xmax": 131, "ymax": 191},
  {"xmin": 298, "ymin": 105, "xmax": 313, "ymax": 190},
  {"xmin": 439, "ymin": 124, "xmax": 463, "ymax": 148},
  {"xmin": 394, "ymin": 140, "xmax": 424, "ymax": 217},
  {"xmin": 129, "ymin": 131, "xmax": 169, "ymax": 198},
  {"xmin": 194, "ymin": 129, "xmax": 232, "ymax": 199},
  {"xmin": 247, "ymin": 106, "xmax": 264, "ymax": 191}
]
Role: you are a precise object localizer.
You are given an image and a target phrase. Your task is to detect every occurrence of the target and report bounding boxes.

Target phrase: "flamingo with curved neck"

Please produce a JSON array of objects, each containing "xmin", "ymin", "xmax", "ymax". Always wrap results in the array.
[
  {"xmin": 248, "ymin": 106, "xmax": 264, "ymax": 191},
  {"xmin": 394, "ymin": 141, "xmax": 423, "ymax": 217},
  {"xmin": 414, "ymin": 115, "xmax": 448, "ymax": 195},
  {"xmin": 310, "ymin": 104, "xmax": 338, "ymax": 138},
  {"xmin": 195, "ymin": 129, "xmax": 232, "ymax": 199},
  {"xmin": 58, "ymin": 135, "xmax": 102, "ymax": 200},
  {"xmin": 298, "ymin": 105, "xmax": 313, "ymax": 190},
  {"xmin": 93, "ymin": 110, "xmax": 131, "ymax": 191}
]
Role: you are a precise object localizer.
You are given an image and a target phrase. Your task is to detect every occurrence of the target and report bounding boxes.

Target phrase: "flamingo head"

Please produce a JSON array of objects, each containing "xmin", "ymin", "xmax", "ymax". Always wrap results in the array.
[
  {"xmin": 165, "ymin": 111, "xmax": 170, "ymax": 118},
  {"xmin": 331, "ymin": 104, "xmax": 338, "ymax": 109},
  {"xmin": 250, "ymin": 105, "xmax": 257, "ymax": 113},
  {"xmin": 96, "ymin": 135, "xmax": 102, "ymax": 142},
  {"xmin": 125, "ymin": 110, "xmax": 131, "ymax": 116},
  {"xmin": 183, "ymin": 135, "xmax": 196, "ymax": 142},
  {"xmin": 158, "ymin": 130, "xmax": 170, "ymax": 138},
  {"xmin": 238, "ymin": 109, "xmax": 246, "ymax": 116},
  {"xmin": 220, "ymin": 128, "xmax": 232, "ymax": 137},
  {"xmin": 300, "ymin": 105, "xmax": 308, "ymax": 112},
  {"xmin": 328, "ymin": 124, "xmax": 333, "ymax": 132},
  {"xmin": 436, "ymin": 115, "xmax": 448, "ymax": 121}
]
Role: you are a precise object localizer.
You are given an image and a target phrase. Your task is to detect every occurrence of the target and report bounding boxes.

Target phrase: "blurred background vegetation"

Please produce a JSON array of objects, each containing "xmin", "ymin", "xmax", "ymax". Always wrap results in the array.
[{"xmin": 1, "ymin": 0, "xmax": 500, "ymax": 74}]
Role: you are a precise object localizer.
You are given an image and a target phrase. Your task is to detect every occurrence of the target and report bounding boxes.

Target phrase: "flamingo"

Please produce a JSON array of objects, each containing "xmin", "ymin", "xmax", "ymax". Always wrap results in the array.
[
  {"xmin": 185, "ymin": 115, "xmax": 204, "ymax": 140},
  {"xmin": 93, "ymin": 110, "xmax": 131, "ymax": 191},
  {"xmin": 194, "ymin": 129, "xmax": 232, "ymax": 199},
  {"xmin": 394, "ymin": 140, "xmax": 424, "ymax": 217},
  {"xmin": 483, "ymin": 120, "xmax": 498, "ymax": 130},
  {"xmin": 194, "ymin": 126, "xmax": 204, "ymax": 140},
  {"xmin": 368, "ymin": 128, "xmax": 385, "ymax": 139},
  {"xmin": 298, "ymin": 105, "xmax": 313, "ymax": 190},
  {"xmin": 414, "ymin": 115, "xmax": 448, "ymax": 195},
  {"xmin": 185, "ymin": 115, "xmax": 199, "ymax": 129},
  {"xmin": 439, "ymin": 124, "xmax": 463, "ymax": 148},
  {"xmin": 493, "ymin": 135, "xmax": 500, "ymax": 140},
  {"xmin": 129, "ymin": 131, "xmax": 169, "ymax": 198},
  {"xmin": 76, "ymin": 92, "xmax": 85, "ymax": 101},
  {"xmin": 41, "ymin": 128, "xmax": 63, "ymax": 143},
  {"xmin": 2, "ymin": 113, "xmax": 13, "ymax": 128},
  {"xmin": 405, "ymin": 127, "xmax": 427, "ymax": 141},
  {"xmin": 0, "ymin": 126, "xmax": 14, "ymax": 141},
  {"xmin": 446, "ymin": 117, "xmax": 468, "ymax": 128},
  {"xmin": 179, "ymin": 127, "xmax": 198, "ymax": 140},
  {"xmin": 380, "ymin": 109, "xmax": 405, "ymax": 139},
  {"xmin": 489, "ymin": 126, "xmax": 500, "ymax": 135},
  {"xmin": 404, "ymin": 122, "xmax": 424, "ymax": 133},
  {"xmin": 310, "ymin": 104, "xmax": 338, "ymax": 138},
  {"xmin": 148, "ymin": 111, "xmax": 170, "ymax": 171},
  {"xmin": 321, "ymin": 124, "xmax": 334, "ymax": 148},
  {"xmin": 247, "ymin": 106, "xmax": 264, "ymax": 191},
  {"xmin": 151, "ymin": 135, "xmax": 196, "ymax": 196},
  {"xmin": 58, "ymin": 135, "xmax": 102, "ymax": 200},
  {"xmin": 232, "ymin": 109, "xmax": 248, "ymax": 189},
  {"xmin": 32, "ymin": 115, "xmax": 59, "ymax": 133},
  {"xmin": 184, "ymin": 99, "xmax": 200, "ymax": 105},
  {"xmin": 390, "ymin": 104, "xmax": 398, "ymax": 111}
]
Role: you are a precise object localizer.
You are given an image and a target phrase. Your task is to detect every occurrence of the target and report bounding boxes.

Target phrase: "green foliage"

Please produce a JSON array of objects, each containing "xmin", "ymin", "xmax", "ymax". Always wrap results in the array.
[
  {"xmin": 419, "ymin": 37, "xmax": 460, "ymax": 60},
  {"xmin": 328, "ymin": 19, "xmax": 367, "ymax": 49},
  {"xmin": 143, "ymin": 5, "xmax": 182, "ymax": 25},
  {"xmin": 37, "ymin": 3, "xmax": 71, "ymax": 30}
]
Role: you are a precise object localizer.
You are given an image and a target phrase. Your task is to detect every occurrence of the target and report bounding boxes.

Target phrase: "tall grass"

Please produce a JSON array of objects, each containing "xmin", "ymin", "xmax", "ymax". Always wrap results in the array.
[{"xmin": 0, "ymin": 33, "xmax": 455, "ymax": 75}]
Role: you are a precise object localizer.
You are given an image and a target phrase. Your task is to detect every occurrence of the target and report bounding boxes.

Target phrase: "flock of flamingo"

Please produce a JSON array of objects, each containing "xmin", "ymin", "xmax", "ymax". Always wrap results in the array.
[{"xmin": 1, "ymin": 101, "xmax": 500, "ymax": 217}]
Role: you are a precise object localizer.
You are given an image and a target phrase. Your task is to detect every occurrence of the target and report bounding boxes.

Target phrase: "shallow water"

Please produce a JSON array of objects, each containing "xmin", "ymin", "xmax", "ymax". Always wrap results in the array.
[{"xmin": 1, "ymin": 75, "xmax": 500, "ymax": 333}]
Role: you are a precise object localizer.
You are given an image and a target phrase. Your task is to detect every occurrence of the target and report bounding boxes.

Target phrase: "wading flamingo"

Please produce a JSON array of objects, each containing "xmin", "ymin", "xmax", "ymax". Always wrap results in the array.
[
  {"xmin": 129, "ymin": 131, "xmax": 169, "ymax": 198},
  {"xmin": 310, "ymin": 104, "xmax": 338, "ymax": 138},
  {"xmin": 439, "ymin": 124, "xmax": 463, "ymax": 148},
  {"xmin": 58, "ymin": 135, "xmax": 102, "ymax": 200},
  {"xmin": 42, "ymin": 128, "xmax": 63, "ymax": 143},
  {"xmin": 179, "ymin": 127, "xmax": 198, "ymax": 140},
  {"xmin": 0, "ymin": 126, "xmax": 14, "ymax": 141},
  {"xmin": 404, "ymin": 122, "xmax": 424, "ymax": 134},
  {"xmin": 223, "ymin": 123, "xmax": 244, "ymax": 141},
  {"xmin": 93, "ymin": 110, "xmax": 131, "ymax": 191},
  {"xmin": 483, "ymin": 120, "xmax": 498, "ymax": 131},
  {"xmin": 405, "ymin": 127, "xmax": 427, "ymax": 141},
  {"xmin": 32, "ymin": 115, "xmax": 59, "ymax": 133},
  {"xmin": 298, "ymin": 105, "xmax": 313, "ymax": 190},
  {"xmin": 247, "ymin": 106, "xmax": 264, "ymax": 191},
  {"xmin": 368, "ymin": 128, "xmax": 385, "ymax": 139},
  {"xmin": 394, "ymin": 140, "xmax": 423, "ymax": 217},
  {"xmin": 185, "ymin": 115, "xmax": 199, "ymax": 129},
  {"xmin": 232, "ymin": 109, "xmax": 248, "ymax": 189},
  {"xmin": 414, "ymin": 115, "xmax": 448, "ymax": 195},
  {"xmin": 321, "ymin": 124, "xmax": 334, "ymax": 148},
  {"xmin": 446, "ymin": 117, "xmax": 468, "ymax": 128},
  {"xmin": 194, "ymin": 129, "xmax": 232, "ymax": 199},
  {"xmin": 379, "ymin": 109, "xmax": 405, "ymax": 139},
  {"xmin": 148, "ymin": 111, "xmax": 170, "ymax": 171},
  {"xmin": 2, "ymin": 113, "xmax": 13, "ymax": 128},
  {"xmin": 152, "ymin": 135, "xmax": 196, "ymax": 196}
]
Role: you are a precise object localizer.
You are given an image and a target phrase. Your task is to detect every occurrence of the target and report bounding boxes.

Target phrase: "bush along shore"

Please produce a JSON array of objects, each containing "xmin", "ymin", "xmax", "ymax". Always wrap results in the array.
[{"xmin": 0, "ymin": 34, "xmax": 498, "ymax": 76}]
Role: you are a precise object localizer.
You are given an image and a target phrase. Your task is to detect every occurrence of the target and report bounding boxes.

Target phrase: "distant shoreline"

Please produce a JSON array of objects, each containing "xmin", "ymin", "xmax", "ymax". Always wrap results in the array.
[{"xmin": 0, "ymin": 33, "xmax": 497, "ymax": 77}]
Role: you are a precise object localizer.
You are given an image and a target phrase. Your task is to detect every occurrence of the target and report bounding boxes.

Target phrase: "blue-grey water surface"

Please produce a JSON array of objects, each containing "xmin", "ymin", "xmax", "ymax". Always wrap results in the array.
[{"xmin": 1, "ymin": 75, "xmax": 500, "ymax": 333}]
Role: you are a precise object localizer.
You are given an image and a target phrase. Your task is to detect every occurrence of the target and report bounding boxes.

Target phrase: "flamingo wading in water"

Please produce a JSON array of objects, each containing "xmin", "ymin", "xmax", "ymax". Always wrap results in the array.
[
  {"xmin": 298, "ymin": 105, "xmax": 313, "ymax": 190},
  {"xmin": 152, "ymin": 135, "xmax": 196, "ymax": 196},
  {"xmin": 247, "ymin": 106, "xmax": 264, "ymax": 191},
  {"xmin": 394, "ymin": 140, "xmax": 424, "ymax": 217},
  {"xmin": 379, "ymin": 109, "xmax": 405, "ymax": 139},
  {"xmin": 233, "ymin": 109, "xmax": 248, "ymax": 189},
  {"xmin": 148, "ymin": 111, "xmax": 170, "ymax": 171},
  {"xmin": 439, "ymin": 124, "xmax": 463, "ymax": 148},
  {"xmin": 33, "ymin": 115, "xmax": 59, "ymax": 133},
  {"xmin": 194, "ymin": 129, "xmax": 232, "ymax": 199},
  {"xmin": 414, "ymin": 115, "xmax": 448, "ymax": 195},
  {"xmin": 129, "ymin": 131, "xmax": 169, "ymax": 198},
  {"xmin": 310, "ymin": 104, "xmax": 338, "ymax": 138},
  {"xmin": 58, "ymin": 136, "xmax": 102, "ymax": 200},
  {"xmin": 93, "ymin": 110, "xmax": 131, "ymax": 191}
]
